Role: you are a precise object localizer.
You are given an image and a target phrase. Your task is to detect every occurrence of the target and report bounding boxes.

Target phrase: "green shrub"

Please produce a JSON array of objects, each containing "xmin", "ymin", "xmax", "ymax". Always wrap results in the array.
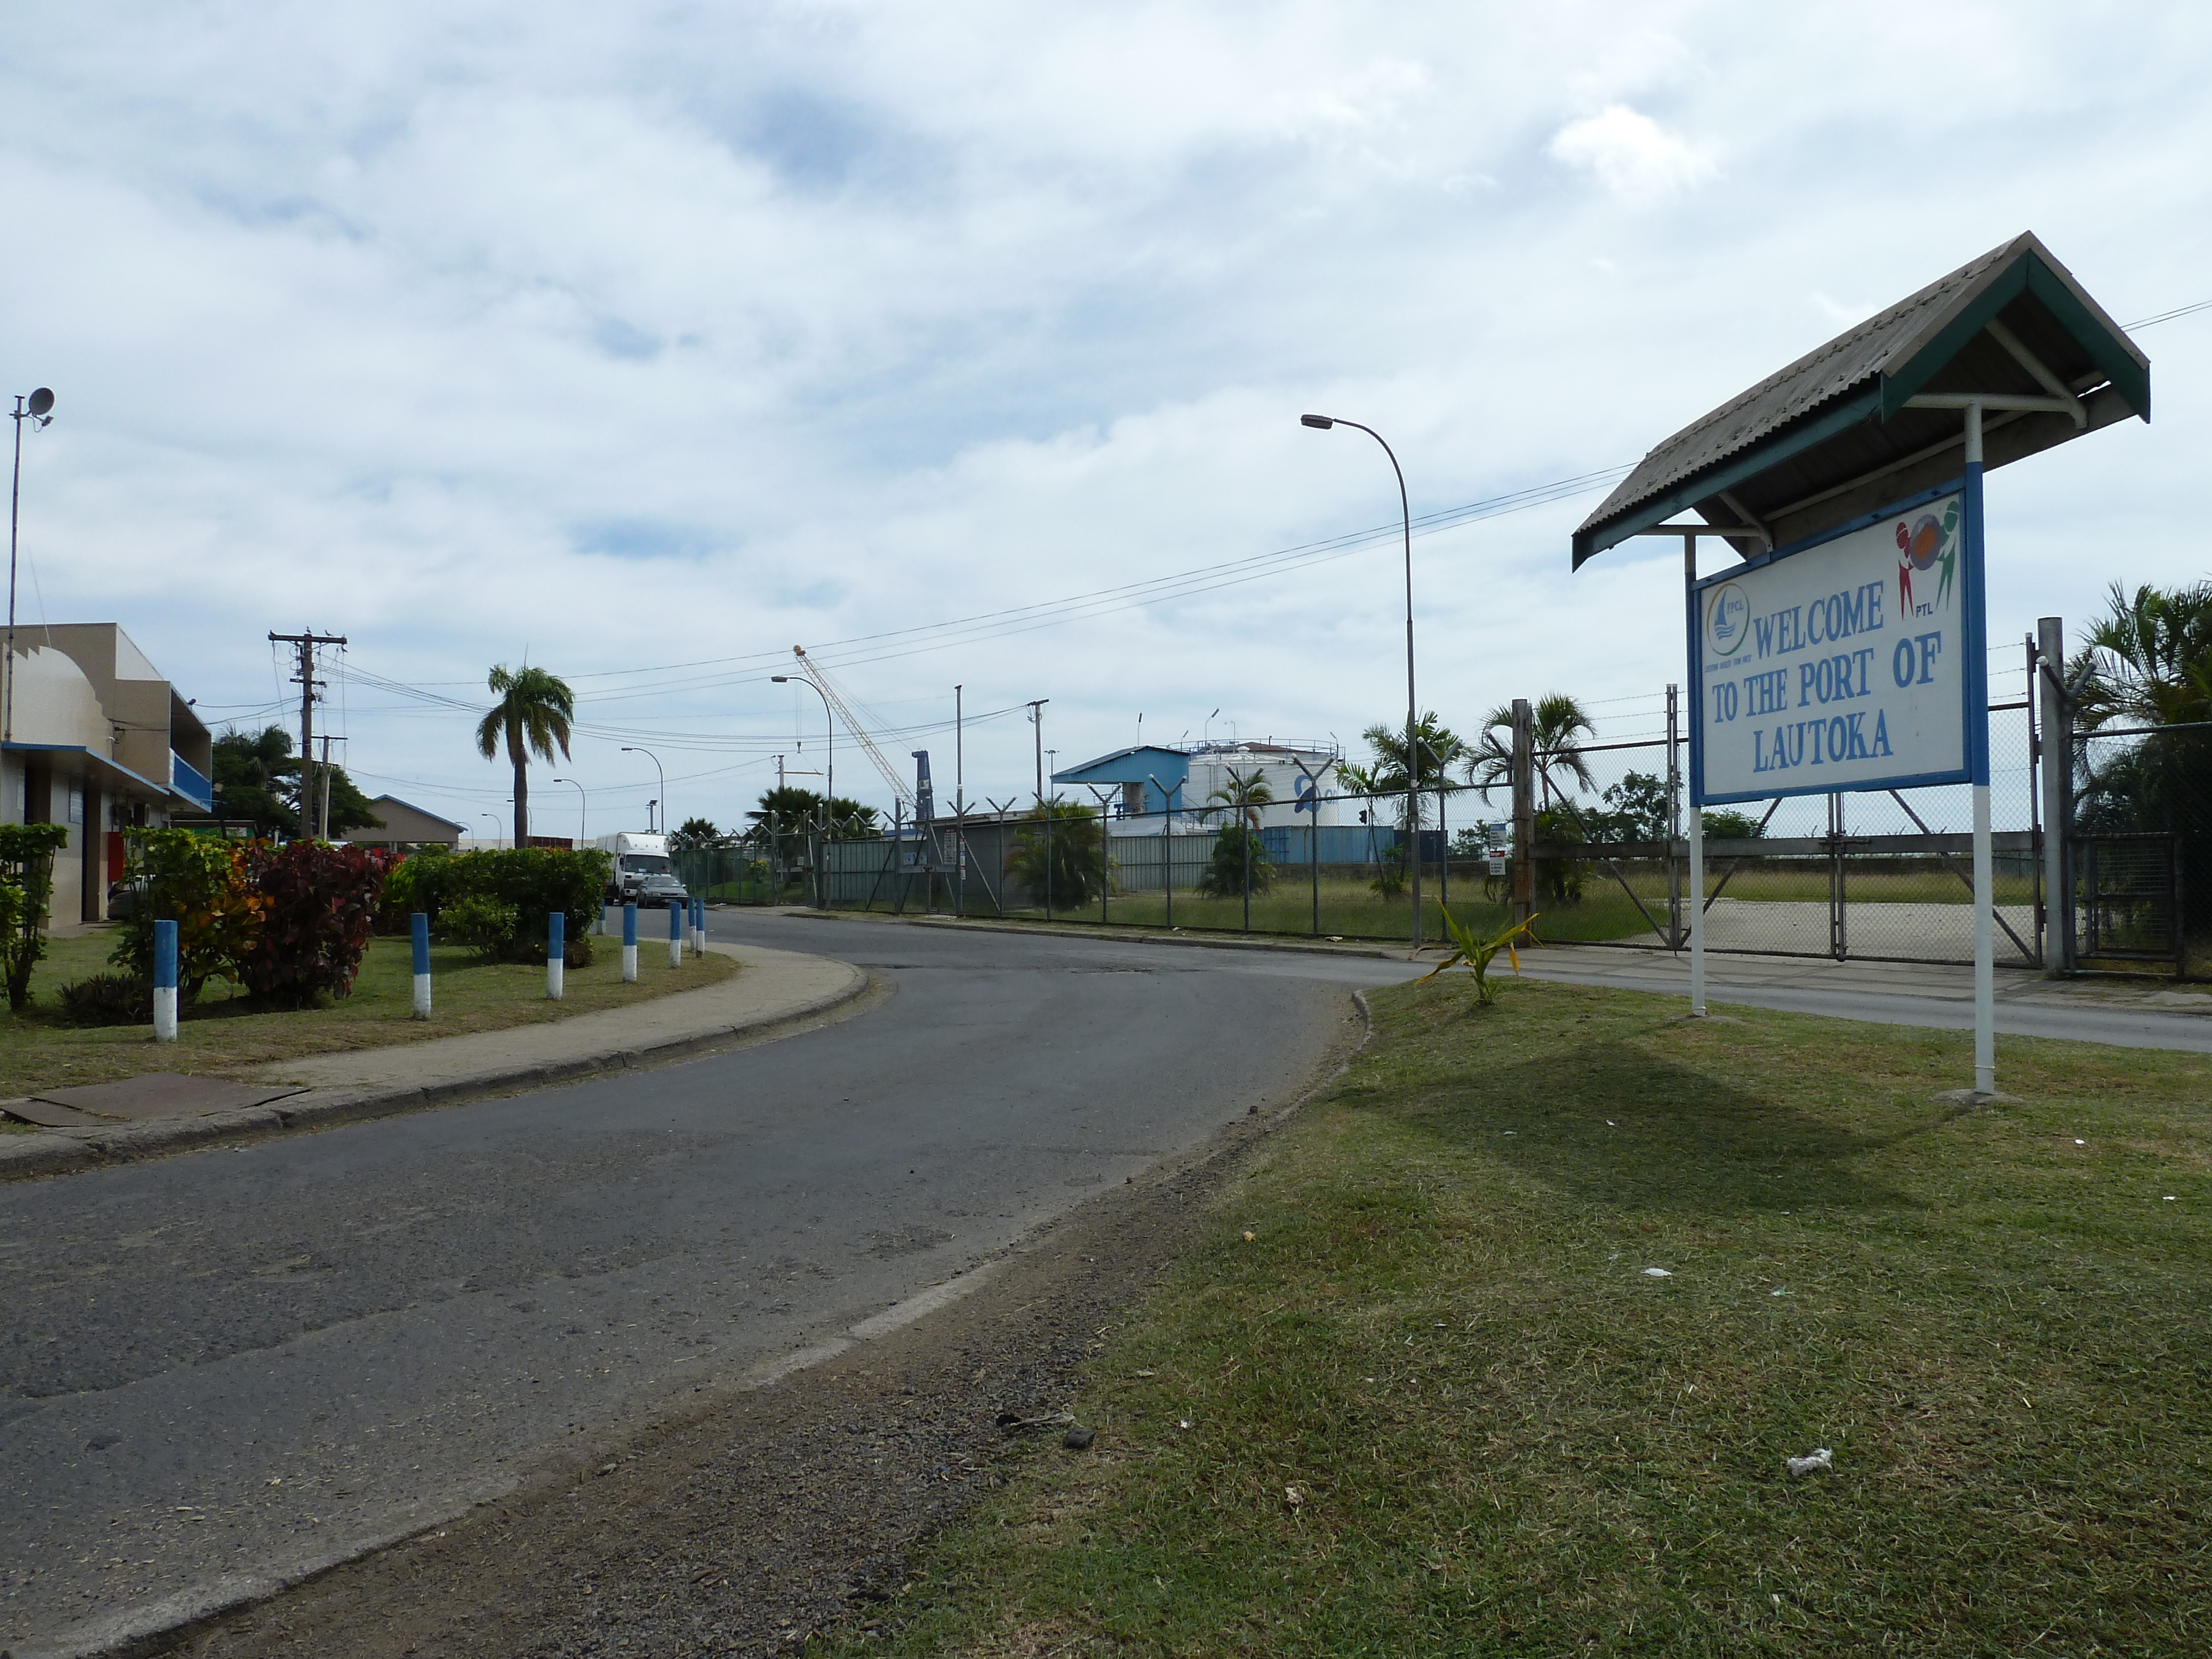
[
  {"xmin": 0, "ymin": 822, "xmax": 66, "ymax": 1011},
  {"xmin": 58, "ymin": 972, "xmax": 152, "ymax": 1026},
  {"xmin": 446, "ymin": 847, "xmax": 609, "ymax": 962},
  {"xmin": 375, "ymin": 847, "xmax": 607, "ymax": 959},
  {"xmin": 375, "ymin": 846, "xmax": 457, "ymax": 933},
  {"xmin": 112, "ymin": 828, "xmax": 267, "ymax": 1001},
  {"xmin": 237, "ymin": 841, "xmax": 393, "ymax": 1008},
  {"xmin": 1006, "ymin": 803, "xmax": 1105, "ymax": 911},
  {"xmin": 1198, "ymin": 822, "xmax": 1272, "ymax": 898},
  {"xmin": 445, "ymin": 893, "xmax": 520, "ymax": 960}
]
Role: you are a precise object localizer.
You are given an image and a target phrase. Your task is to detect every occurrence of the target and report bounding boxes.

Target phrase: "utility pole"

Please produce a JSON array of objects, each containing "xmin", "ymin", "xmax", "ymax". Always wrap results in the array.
[
  {"xmin": 269, "ymin": 630, "xmax": 345, "ymax": 839},
  {"xmin": 1027, "ymin": 700, "xmax": 1049, "ymax": 806},
  {"xmin": 954, "ymin": 686, "xmax": 966, "ymax": 920}
]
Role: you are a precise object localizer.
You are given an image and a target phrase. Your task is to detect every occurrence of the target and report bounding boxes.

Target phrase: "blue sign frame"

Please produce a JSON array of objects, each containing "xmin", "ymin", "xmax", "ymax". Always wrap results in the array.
[{"xmin": 1688, "ymin": 472, "xmax": 1987, "ymax": 807}]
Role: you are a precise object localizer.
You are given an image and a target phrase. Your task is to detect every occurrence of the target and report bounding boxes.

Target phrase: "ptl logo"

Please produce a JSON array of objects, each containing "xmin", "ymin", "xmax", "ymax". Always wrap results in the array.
[
  {"xmin": 1896, "ymin": 498, "xmax": 1959, "ymax": 618},
  {"xmin": 1707, "ymin": 583, "xmax": 1749, "ymax": 656}
]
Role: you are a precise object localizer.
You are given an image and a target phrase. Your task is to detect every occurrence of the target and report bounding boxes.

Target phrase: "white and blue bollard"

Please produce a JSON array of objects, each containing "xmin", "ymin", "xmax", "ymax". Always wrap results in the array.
[
  {"xmin": 411, "ymin": 912, "xmax": 432, "ymax": 1019},
  {"xmin": 690, "ymin": 895, "xmax": 705, "ymax": 955},
  {"xmin": 153, "ymin": 917, "xmax": 179, "ymax": 1042},
  {"xmin": 547, "ymin": 910, "xmax": 565, "ymax": 1000},
  {"xmin": 622, "ymin": 902, "xmax": 638, "ymax": 982},
  {"xmin": 667, "ymin": 898, "xmax": 683, "ymax": 968}
]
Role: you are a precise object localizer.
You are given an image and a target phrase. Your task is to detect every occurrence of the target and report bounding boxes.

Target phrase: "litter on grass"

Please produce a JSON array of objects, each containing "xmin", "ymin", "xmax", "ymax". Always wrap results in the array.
[
  {"xmin": 1642, "ymin": 1267, "xmax": 1673, "ymax": 1277},
  {"xmin": 1770, "ymin": 1288, "xmax": 1790, "ymax": 1296},
  {"xmin": 1785, "ymin": 1448, "xmax": 1834, "ymax": 1478}
]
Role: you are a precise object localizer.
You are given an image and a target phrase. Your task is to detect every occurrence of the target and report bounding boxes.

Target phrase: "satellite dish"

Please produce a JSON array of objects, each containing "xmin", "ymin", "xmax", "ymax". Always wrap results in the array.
[{"xmin": 25, "ymin": 388, "xmax": 54, "ymax": 418}]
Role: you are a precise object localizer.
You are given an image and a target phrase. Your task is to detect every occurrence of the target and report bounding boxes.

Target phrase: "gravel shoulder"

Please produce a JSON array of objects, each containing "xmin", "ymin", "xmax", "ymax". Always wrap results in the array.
[{"xmin": 131, "ymin": 993, "xmax": 1370, "ymax": 1659}]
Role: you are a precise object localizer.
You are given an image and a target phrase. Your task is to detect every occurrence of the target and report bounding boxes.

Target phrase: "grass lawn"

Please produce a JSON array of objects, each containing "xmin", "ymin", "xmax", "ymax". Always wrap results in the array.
[
  {"xmin": 828, "ymin": 978, "xmax": 2212, "ymax": 1656},
  {"xmin": 0, "ymin": 926, "xmax": 736, "ymax": 1107}
]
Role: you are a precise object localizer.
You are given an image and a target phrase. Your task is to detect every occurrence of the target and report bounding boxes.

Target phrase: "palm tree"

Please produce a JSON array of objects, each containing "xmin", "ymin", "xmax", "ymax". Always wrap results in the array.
[
  {"xmin": 1207, "ymin": 765, "xmax": 1274, "ymax": 828},
  {"xmin": 475, "ymin": 665, "xmax": 575, "ymax": 846},
  {"xmin": 1343, "ymin": 713, "xmax": 1462, "ymax": 828},
  {"xmin": 1467, "ymin": 694, "xmax": 1595, "ymax": 806},
  {"xmin": 2068, "ymin": 581, "xmax": 2212, "ymax": 729}
]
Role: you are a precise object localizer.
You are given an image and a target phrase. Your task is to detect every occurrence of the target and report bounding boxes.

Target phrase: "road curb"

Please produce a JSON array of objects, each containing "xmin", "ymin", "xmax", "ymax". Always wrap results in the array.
[
  {"xmin": 769, "ymin": 905, "xmax": 1424, "ymax": 962},
  {"xmin": 0, "ymin": 947, "xmax": 870, "ymax": 1183}
]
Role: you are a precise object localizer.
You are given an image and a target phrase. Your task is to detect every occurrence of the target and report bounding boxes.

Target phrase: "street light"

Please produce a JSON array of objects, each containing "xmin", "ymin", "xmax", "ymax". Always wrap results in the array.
[
  {"xmin": 620, "ymin": 746, "xmax": 665, "ymax": 836},
  {"xmin": 1302, "ymin": 412, "xmax": 1424, "ymax": 948},
  {"xmin": 7, "ymin": 387, "xmax": 55, "ymax": 749},
  {"xmin": 770, "ymin": 675, "xmax": 833, "ymax": 812},
  {"xmin": 550, "ymin": 775, "xmax": 587, "ymax": 846},
  {"xmin": 478, "ymin": 812, "xmax": 499, "ymax": 847}
]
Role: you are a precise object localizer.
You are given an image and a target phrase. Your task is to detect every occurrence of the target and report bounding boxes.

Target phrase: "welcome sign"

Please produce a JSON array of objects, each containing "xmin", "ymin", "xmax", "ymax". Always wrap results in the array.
[{"xmin": 1691, "ymin": 484, "xmax": 1985, "ymax": 805}]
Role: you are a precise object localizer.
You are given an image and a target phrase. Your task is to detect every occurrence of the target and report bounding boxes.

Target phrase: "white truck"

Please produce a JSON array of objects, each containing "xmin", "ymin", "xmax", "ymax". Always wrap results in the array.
[{"xmin": 592, "ymin": 830, "xmax": 689, "ymax": 908}]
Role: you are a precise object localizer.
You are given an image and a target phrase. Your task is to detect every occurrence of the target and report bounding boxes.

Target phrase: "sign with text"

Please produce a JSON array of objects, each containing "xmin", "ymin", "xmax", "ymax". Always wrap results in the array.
[{"xmin": 1691, "ymin": 485, "xmax": 1982, "ymax": 805}]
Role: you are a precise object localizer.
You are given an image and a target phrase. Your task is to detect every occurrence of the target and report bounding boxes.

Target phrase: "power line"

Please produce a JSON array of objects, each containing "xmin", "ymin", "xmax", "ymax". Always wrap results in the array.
[{"xmin": 2125, "ymin": 299, "xmax": 2212, "ymax": 330}]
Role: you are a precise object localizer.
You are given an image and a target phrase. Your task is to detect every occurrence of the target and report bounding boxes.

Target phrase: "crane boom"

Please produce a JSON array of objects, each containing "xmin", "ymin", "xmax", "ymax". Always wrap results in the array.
[{"xmin": 791, "ymin": 646, "xmax": 919, "ymax": 812}]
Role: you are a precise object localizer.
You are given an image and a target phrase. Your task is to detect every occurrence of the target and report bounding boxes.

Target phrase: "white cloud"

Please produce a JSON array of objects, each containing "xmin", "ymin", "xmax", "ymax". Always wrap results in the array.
[
  {"xmin": 1547, "ymin": 103, "xmax": 1720, "ymax": 201},
  {"xmin": 0, "ymin": 4, "xmax": 2208, "ymax": 832}
]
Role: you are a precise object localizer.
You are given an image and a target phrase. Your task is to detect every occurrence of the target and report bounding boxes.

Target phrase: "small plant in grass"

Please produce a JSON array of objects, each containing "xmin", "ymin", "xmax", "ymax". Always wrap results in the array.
[
  {"xmin": 58, "ymin": 973, "xmax": 153, "ymax": 1026},
  {"xmin": 1418, "ymin": 903, "xmax": 1538, "ymax": 1005},
  {"xmin": 0, "ymin": 822, "xmax": 69, "ymax": 1011},
  {"xmin": 238, "ymin": 841, "xmax": 393, "ymax": 1008},
  {"xmin": 1369, "ymin": 840, "xmax": 1407, "ymax": 899}
]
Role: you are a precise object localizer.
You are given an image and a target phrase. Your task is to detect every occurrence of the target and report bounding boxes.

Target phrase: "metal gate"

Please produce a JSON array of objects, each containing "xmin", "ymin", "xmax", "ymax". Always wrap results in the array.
[{"xmin": 2071, "ymin": 833, "xmax": 2182, "ymax": 973}]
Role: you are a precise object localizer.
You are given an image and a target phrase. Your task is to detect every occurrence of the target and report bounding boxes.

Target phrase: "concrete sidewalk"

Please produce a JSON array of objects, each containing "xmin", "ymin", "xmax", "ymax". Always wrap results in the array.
[{"xmin": 0, "ymin": 940, "xmax": 868, "ymax": 1182}]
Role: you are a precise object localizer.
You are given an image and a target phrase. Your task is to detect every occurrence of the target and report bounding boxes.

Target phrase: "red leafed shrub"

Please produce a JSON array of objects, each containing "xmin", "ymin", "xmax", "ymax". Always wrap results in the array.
[{"xmin": 238, "ymin": 841, "xmax": 395, "ymax": 1008}]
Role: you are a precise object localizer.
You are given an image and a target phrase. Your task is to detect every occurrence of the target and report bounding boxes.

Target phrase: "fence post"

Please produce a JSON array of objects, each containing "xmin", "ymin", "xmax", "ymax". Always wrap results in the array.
[
  {"xmin": 622, "ymin": 902, "xmax": 638, "ymax": 982},
  {"xmin": 1438, "ymin": 782, "xmax": 1449, "ymax": 913},
  {"xmin": 547, "ymin": 911, "xmax": 565, "ymax": 1000},
  {"xmin": 1510, "ymin": 698, "xmax": 1535, "ymax": 928},
  {"xmin": 153, "ymin": 917, "xmax": 178, "ymax": 1041},
  {"xmin": 668, "ymin": 897, "xmax": 683, "ymax": 967},
  {"xmin": 411, "ymin": 912, "xmax": 431, "ymax": 1019},
  {"xmin": 2037, "ymin": 616, "xmax": 2070, "ymax": 975},
  {"xmin": 1665, "ymin": 684, "xmax": 1682, "ymax": 947}
]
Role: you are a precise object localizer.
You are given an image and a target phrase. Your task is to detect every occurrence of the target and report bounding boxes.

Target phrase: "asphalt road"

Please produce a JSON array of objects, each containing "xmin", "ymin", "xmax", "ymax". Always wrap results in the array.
[
  {"xmin": 0, "ymin": 916, "xmax": 1400, "ymax": 1658},
  {"xmin": 7, "ymin": 914, "xmax": 2202, "ymax": 1656}
]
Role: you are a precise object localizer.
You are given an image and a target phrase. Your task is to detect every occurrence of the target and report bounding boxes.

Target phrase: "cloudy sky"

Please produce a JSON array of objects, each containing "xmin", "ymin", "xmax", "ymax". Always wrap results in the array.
[{"xmin": 3, "ymin": 1, "xmax": 2208, "ymax": 837}]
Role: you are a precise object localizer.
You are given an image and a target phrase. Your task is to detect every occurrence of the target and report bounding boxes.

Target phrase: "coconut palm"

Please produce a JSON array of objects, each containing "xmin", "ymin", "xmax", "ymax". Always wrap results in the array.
[
  {"xmin": 475, "ymin": 665, "xmax": 576, "ymax": 846},
  {"xmin": 2068, "ymin": 581, "xmax": 2212, "ymax": 730},
  {"xmin": 1467, "ymin": 693, "xmax": 1596, "ymax": 807}
]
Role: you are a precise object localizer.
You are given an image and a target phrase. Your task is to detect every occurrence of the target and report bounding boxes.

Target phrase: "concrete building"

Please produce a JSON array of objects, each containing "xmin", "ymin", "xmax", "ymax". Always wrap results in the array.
[
  {"xmin": 343, "ymin": 795, "xmax": 467, "ymax": 851},
  {"xmin": 2, "ymin": 624, "xmax": 214, "ymax": 921}
]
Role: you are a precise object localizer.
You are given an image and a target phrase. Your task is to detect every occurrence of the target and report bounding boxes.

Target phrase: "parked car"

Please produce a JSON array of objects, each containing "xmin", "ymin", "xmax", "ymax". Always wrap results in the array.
[
  {"xmin": 106, "ymin": 877, "xmax": 148, "ymax": 922},
  {"xmin": 591, "ymin": 830, "xmax": 689, "ymax": 908}
]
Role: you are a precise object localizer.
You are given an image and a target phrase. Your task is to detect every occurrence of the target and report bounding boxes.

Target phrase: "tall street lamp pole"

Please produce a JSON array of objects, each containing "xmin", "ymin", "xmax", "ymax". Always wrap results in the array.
[
  {"xmin": 621, "ymin": 746, "xmax": 666, "ymax": 836},
  {"xmin": 1302, "ymin": 413, "xmax": 1422, "ymax": 948},
  {"xmin": 771, "ymin": 675, "xmax": 834, "ymax": 822},
  {"xmin": 478, "ymin": 812, "xmax": 500, "ymax": 847},
  {"xmin": 550, "ymin": 776, "xmax": 587, "ymax": 846},
  {"xmin": 7, "ymin": 388, "xmax": 56, "ymax": 752}
]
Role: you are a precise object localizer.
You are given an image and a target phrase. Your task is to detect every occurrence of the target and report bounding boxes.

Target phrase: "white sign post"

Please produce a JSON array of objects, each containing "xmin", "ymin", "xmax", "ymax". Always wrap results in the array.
[{"xmin": 1687, "ymin": 452, "xmax": 1993, "ymax": 1093}]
